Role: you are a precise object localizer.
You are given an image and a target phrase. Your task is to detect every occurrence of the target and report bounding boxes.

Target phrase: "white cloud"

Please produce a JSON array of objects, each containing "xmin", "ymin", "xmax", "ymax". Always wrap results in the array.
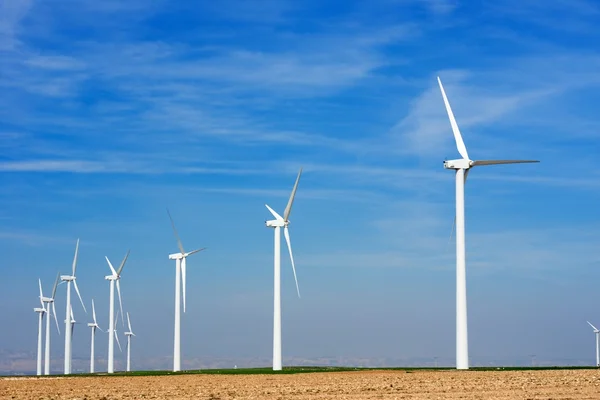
[{"xmin": 0, "ymin": 0, "xmax": 33, "ymax": 50}]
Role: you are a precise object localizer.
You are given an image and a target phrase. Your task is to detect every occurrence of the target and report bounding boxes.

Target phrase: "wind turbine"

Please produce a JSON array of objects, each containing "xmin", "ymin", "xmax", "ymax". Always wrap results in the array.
[
  {"xmin": 264, "ymin": 168, "xmax": 302, "ymax": 371},
  {"xmin": 33, "ymin": 290, "xmax": 46, "ymax": 376},
  {"xmin": 104, "ymin": 250, "xmax": 129, "ymax": 374},
  {"xmin": 167, "ymin": 209, "xmax": 206, "ymax": 372},
  {"xmin": 61, "ymin": 239, "xmax": 87, "ymax": 374},
  {"xmin": 124, "ymin": 312, "xmax": 135, "ymax": 372},
  {"xmin": 40, "ymin": 274, "xmax": 60, "ymax": 375},
  {"xmin": 437, "ymin": 76, "xmax": 539, "ymax": 370},
  {"xmin": 87, "ymin": 299, "xmax": 104, "ymax": 373},
  {"xmin": 587, "ymin": 321, "xmax": 600, "ymax": 367}
]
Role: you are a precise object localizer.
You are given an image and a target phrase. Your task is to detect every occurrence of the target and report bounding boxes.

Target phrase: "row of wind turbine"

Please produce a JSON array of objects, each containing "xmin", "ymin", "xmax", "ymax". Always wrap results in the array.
[{"xmin": 33, "ymin": 76, "xmax": 556, "ymax": 372}]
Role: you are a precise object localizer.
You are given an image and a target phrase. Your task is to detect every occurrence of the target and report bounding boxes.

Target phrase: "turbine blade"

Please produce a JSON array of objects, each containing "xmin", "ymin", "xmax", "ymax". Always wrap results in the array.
[
  {"xmin": 447, "ymin": 216, "xmax": 456, "ymax": 252},
  {"xmin": 284, "ymin": 226, "xmax": 301, "ymax": 298},
  {"xmin": 72, "ymin": 238, "xmax": 80, "ymax": 276},
  {"xmin": 181, "ymin": 258, "xmax": 187, "ymax": 313},
  {"xmin": 38, "ymin": 279, "xmax": 44, "ymax": 307},
  {"xmin": 464, "ymin": 168, "xmax": 470, "ymax": 184},
  {"xmin": 97, "ymin": 326, "xmax": 105, "ymax": 333},
  {"xmin": 437, "ymin": 77, "xmax": 469, "ymax": 160},
  {"xmin": 116, "ymin": 249, "xmax": 130, "ymax": 276},
  {"xmin": 51, "ymin": 272, "xmax": 60, "ymax": 299},
  {"xmin": 283, "ymin": 168, "xmax": 302, "ymax": 221},
  {"xmin": 115, "ymin": 330, "xmax": 122, "ymax": 352},
  {"xmin": 105, "ymin": 256, "xmax": 117, "ymax": 276},
  {"xmin": 588, "ymin": 321, "xmax": 599, "ymax": 331},
  {"xmin": 92, "ymin": 299, "xmax": 97, "ymax": 325},
  {"xmin": 265, "ymin": 204, "xmax": 283, "ymax": 221},
  {"xmin": 116, "ymin": 280, "xmax": 124, "ymax": 325},
  {"xmin": 127, "ymin": 312, "xmax": 132, "ymax": 333},
  {"xmin": 52, "ymin": 302, "xmax": 60, "ymax": 334},
  {"xmin": 472, "ymin": 160, "xmax": 540, "ymax": 166},
  {"xmin": 167, "ymin": 208, "xmax": 185, "ymax": 254},
  {"xmin": 73, "ymin": 280, "xmax": 87, "ymax": 313},
  {"xmin": 186, "ymin": 247, "xmax": 206, "ymax": 256}
]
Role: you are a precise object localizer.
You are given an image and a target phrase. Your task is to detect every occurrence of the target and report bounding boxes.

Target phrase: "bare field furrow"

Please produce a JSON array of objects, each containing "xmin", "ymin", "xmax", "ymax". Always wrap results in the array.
[{"xmin": 2, "ymin": 370, "xmax": 600, "ymax": 400}]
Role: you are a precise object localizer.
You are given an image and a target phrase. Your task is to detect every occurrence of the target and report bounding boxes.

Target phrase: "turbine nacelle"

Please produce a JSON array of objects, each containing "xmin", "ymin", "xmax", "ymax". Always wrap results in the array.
[
  {"xmin": 60, "ymin": 275, "xmax": 75, "ymax": 281},
  {"xmin": 34, "ymin": 307, "xmax": 46, "ymax": 313},
  {"xmin": 444, "ymin": 159, "xmax": 472, "ymax": 170},
  {"xmin": 168, "ymin": 252, "xmax": 185, "ymax": 260},
  {"xmin": 265, "ymin": 219, "xmax": 287, "ymax": 228}
]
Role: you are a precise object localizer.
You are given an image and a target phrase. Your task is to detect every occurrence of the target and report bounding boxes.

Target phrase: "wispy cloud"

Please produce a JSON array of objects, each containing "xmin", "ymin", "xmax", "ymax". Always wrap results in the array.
[{"xmin": 0, "ymin": 0, "xmax": 33, "ymax": 50}]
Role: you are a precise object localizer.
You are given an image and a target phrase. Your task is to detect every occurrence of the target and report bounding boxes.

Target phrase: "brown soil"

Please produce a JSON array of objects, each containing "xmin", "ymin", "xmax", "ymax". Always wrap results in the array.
[{"xmin": 2, "ymin": 369, "xmax": 600, "ymax": 399}]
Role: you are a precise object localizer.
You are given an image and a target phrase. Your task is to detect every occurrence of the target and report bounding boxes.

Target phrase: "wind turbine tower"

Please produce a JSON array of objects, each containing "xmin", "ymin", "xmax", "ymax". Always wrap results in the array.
[
  {"xmin": 33, "ymin": 296, "xmax": 46, "ymax": 376},
  {"xmin": 437, "ymin": 76, "xmax": 539, "ymax": 370},
  {"xmin": 40, "ymin": 274, "xmax": 60, "ymax": 375},
  {"xmin": 124, "ymin": 312, "xmax": 135, "ymax": 372},
  {"xmin": 587, "ymin": 321, "xmax": 600, "ymax": 367},
  {"xmin": 167, "ymin": 209, "xmax": 206, "ymax": 372},
  {"xmin": 264, "ymin": 168, "xmax": 302, "ymax": 371},
  {"xmin": 104, "ymin": 250, "xmax": 129, "ymax": 374},
  {"xmin": 61, "ymin": 239, "xmax": 87, "ymax": 374}
]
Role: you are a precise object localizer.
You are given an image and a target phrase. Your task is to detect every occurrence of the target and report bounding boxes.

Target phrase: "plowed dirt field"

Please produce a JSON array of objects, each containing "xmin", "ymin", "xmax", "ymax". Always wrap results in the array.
[{"xmin": 2, "ymin": 369, "xmax": 600, "ymax": 399}]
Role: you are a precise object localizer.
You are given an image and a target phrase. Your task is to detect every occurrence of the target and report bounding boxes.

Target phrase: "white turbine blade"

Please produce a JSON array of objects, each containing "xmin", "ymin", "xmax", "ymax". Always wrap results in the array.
[
  {"xmin": 186, "ymin": 247, "xmax": 206, "ymax": 257},
  {"xmin": 265, "ymin": 204, "xmax": 283, "ymax": 221},
  {"xmin": 127, "ymin": 312, "xmax": 132, "ymax": 333},
  {"xmin": 284, "ymin": 226, "xmax": 301, "ymax": 298},
  {"xmin": 114, "ymin": 331, "xmax": 122, "ymax": 352},
  {"xmin": 51, "ymin": 272, "xmax": 60, "ymax": 299},
  {"xmin": 283, "ymin": 168, "xmax": 302, "ymax": 221},
  {"xmin": 472, "ymin": 160, "xmax": 540, "ymax": 166},
  {"xmin": 52, "ymin": 302, "xmax": 60, "ymax": 334},
  {"xmin": 70, "ymin": 306, "xmax": 75, "ymax": 322},
  {"xmin": 97, "ymin": 325, "xmax": 105, "ymax": 333},
  {"xmin": 38, "ymin": 279, "xmax": 44, "ymax": 307},
  {"xmin": 116, "ymin": 280, "xmax": 124, "ymax": 325},
  {"xmin": 588, "ymin": 321, "xmax": 599, "ymax": 331},
  {"xmin": 92, "ymin": 299, "xmax": 97, "ymax": 325},
  {"xmin": 447, "ymin": 216, "xmax": 456, "ymax": 251},
  {"xmin": 167, "ymin": 208, "xmax": 186, "ymax": 254},
  {"xmin": 73, "ymin": 280, "xmax": 87, "ymax": 313},
  {"xmin": 116, "ymin": 249, "xmax": 130, "ymax": 276},
  {"xmin": 437, "ymin": 76, "xmax": 469, "ymax": 160},
  {"xmin": 72, "ymin": 238, "xmax": 80, "ymax": 276},
  {"xmin": 105, "ymin": 256, "xmax": 117, "ymax": 276},
  {"xmin": 182, "ymin": 257, "xmax": 187, "ymax": 313}
]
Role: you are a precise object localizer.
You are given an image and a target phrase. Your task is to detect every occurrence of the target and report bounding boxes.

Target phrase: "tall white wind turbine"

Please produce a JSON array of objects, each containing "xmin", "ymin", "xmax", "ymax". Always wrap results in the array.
[
  {"xmin": 33, "ymin": 290, "xmax": 46, "ymax": 376},
  {"xmin": 167, "ymin": 209, "xmax": 206, "ymax": 372},
  {"xmin": 40, "ymin": 274, "xmax": 60, "ymax": 375},
  {"xmin": 124, "ymin": 312, "xmax": 135, "ymax": 372},
  {"xmin": 87, "ymin": 299, "xmax": 104, "ymax": 373},
  {"xmin": 264, "ymin": 168, "xmax": 302, "ymax": 371},
  {"xmin": 587, "ymin": 321, "xmax": 600, "ymax": 367},
  {"xmin": 437, "ymin": 77, "xmax": 539, "ymax": 370},
  {"xmin": 104, "ymin": 250, "xmax": 129, "ymax": 374},
  {"xmin": 61, "ymin": 239, "xmax": 87, "ymax": 374}
]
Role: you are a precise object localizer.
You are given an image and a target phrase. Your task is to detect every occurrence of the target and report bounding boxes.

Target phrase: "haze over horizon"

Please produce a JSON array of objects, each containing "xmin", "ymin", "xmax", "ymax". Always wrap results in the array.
[{"xmin": 1, "ymin": 0, "xmax": 600, "ymax": 373}]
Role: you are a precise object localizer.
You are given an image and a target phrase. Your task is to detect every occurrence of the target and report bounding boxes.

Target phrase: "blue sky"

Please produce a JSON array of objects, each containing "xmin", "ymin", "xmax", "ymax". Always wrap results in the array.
[{"xmin": 1, "ymin": 0, "xmax": 600, "ymax": 370}]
